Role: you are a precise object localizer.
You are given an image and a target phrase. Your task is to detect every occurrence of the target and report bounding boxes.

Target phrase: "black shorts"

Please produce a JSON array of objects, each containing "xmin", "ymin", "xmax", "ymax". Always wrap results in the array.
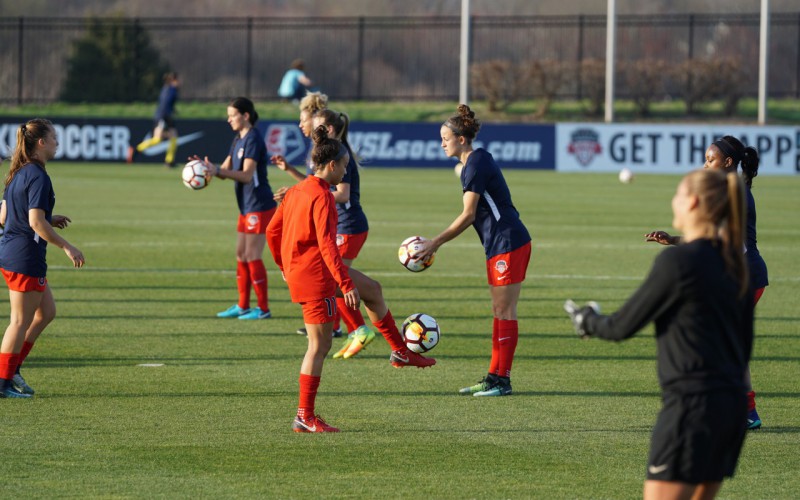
[
  {"xmin": 647, "ymin": 390, "xmax": 747, "ymax": 484},
  {"xmin": 154, "ymin": 116, "xmax": 176, "ymax": 131}
]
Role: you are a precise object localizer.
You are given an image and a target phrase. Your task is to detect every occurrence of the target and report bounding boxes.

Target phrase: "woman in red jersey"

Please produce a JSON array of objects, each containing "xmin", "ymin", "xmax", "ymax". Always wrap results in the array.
[
  {"xmin": 0, "ymin": 119, "xmax": 85, "ymax": 398},
  {"xmin": 267, "ymin": 127, "xmax": 434, "ymax": 432}
]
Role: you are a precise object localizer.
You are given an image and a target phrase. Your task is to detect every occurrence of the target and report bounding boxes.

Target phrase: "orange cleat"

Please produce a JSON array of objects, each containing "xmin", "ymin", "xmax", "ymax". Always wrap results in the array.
[
  {"xmin": 292, "ymin": 414, "xmax": 340, "ymax": 433},
  {"xmin": 390, "ymin": 349, "xmax": 436, "ymax": 369}
]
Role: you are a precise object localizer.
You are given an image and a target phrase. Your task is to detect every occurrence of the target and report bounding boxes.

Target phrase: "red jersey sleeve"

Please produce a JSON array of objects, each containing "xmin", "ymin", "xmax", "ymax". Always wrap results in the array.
[
  {"xmin": 266, "ymin": 196, "xmax": 286, "ymax": 272},
  {"xmin": 313, "ymin": 191, "xmax": 354, "ymax": 294}
]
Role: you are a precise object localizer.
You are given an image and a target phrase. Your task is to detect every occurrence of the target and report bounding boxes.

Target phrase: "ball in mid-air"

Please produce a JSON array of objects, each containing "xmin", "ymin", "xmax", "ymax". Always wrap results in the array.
[
  {"xmin": 402, "ymin": 313, "xmax": 440, "ymax": 353},
  {"xmin": 618, "ymin": 168, "xmax": 634, "ymax": 184},
  {"xmin": 182, "ymin": 160, "xmax": 210, "ymax": 190},
  {"xmin": 398, "ymin": 236, "xmax": 435, "ymax": 272}
]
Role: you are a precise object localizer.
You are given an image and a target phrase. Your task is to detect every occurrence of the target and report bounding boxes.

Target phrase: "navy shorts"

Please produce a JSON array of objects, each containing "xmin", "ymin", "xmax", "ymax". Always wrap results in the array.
[{"xmin": 647, "ymin": 390, "xmax": 747, "ymax": 484}]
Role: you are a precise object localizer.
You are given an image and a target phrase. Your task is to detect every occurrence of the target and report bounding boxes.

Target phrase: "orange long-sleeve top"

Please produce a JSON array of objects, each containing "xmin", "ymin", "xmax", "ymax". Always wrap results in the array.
[{"xmin": 266, "ymin": 175, "xmax": 355, "ymax": 303}]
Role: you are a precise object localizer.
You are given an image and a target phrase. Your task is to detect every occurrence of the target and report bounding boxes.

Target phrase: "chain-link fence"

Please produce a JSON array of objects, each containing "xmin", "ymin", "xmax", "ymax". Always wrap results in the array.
[{"xmin": 1, "ymin": 13, "xmax": 798, "ymax": 104}]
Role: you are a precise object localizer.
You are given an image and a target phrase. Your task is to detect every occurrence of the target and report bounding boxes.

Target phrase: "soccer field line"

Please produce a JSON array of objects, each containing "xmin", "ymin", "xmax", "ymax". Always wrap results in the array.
[{"xmin": 46, "ymin": 265, "xmax": 800, "ymax": 282}]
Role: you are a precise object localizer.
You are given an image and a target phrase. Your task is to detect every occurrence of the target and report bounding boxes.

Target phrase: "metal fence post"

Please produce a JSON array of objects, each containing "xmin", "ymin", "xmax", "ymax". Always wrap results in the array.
[
  {"xmin": 357, "ymin": 16, "xmax": 365, "ymax": 100},
  {"xmin": 246, "ymin": 17, "xmax": 253, "ymax": 98},
  {"xmin": 577, "ymin": 14, "xmax": 584, "ymax": 100},
  {"xmin": 17, "ymin": 17, "xmax": 23, "ymax": 105}
]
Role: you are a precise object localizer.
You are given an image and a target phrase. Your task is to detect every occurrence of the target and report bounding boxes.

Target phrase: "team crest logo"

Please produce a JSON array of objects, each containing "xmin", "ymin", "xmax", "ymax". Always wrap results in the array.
[
  {"xmin": 237, "ymin": 147, "xmax": 244, "ymax": 159},
  {"xmin": 336, "ymin": 234, "xmax": 344, "ymax": 247},
  {"xmin": 38, "ymin": 277, "xmax": 46, "ymax": 286},
  {"xmin": 567, "ymin": 128, "xmax": 602, "ymax": 166},
  {"xmin": 247, "ymin": 214, "xmax": 258, "ymax": 230},
  {"xmin": 495, "ymin": 260, "xmax": 508, "ymax": 274},
  {"xmin": 265, "ymin": 124, "xmax": 307, "ymax": 164}
]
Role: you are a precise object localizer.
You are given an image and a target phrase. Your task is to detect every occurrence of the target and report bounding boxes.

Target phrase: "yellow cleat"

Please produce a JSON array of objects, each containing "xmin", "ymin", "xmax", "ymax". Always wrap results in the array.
[
  {"xmin": 332, "ymin": 334, "xmax": 354, "ymax": 359},
  {"xmin": 342, "ymin": 326, "xmax": 376, "ymax": 359}
]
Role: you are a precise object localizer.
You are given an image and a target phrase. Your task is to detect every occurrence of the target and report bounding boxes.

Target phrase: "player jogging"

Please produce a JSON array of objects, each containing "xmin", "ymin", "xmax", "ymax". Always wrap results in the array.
[
  {"xmin": 416, "ymin": 104, "xmax": 532, "ymax": 397},
  {"xmin": 566, "ymin": 169, "xmax": 752, "ymax": 500},
  {"xmin": 267, "ymin": 126, "xmax": 434, "ymax": 432},
  {"xmin": 202, "ymin": 97, "xmax": 275, "ymax": 320},
  {"xmin": 645, "ymin": 135, "xmax": 767, "ymax": 431},
  {"xmin": 0, "ymin": 119, "xmax": 85, "ymax": 398},
  {"xmin": 127, "ymin": 72, "xmax": 180, "ymax": 167}
]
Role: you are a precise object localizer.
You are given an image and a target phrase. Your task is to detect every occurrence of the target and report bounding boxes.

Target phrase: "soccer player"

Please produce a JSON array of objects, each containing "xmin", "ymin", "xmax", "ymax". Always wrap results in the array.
[
  {"xmin": 415, "ymin": 104, "xmax": 531, "ymax": 397},
  {"xmin": 202, "ymin": 97, "xmax": 275, "ymax": 320},
  {"xmin": 267, "ymin": 126, "xmax": 434, "ymax": 432},
  {"xmin": 645, "ymin": 135, "xmax": 767, "ymax": 431},
  {"xmin": 273, "ymin": 109, "xmax": 375, "ymax": 357},
  {"xmin": 0, "ymin": 119, "xmax": 85, "ymax": 398},
  {"xmin": 127, "ymin": 72, "xmax": 180, "ymax": 167},
  {"xmin": 566, "ymin": 168, "xmax": 752, "ymax": 500}
]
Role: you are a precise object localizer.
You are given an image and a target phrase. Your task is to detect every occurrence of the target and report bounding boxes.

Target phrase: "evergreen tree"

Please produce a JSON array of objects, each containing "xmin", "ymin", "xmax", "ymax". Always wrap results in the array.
[{"xmin": 60, "ymin": 16, "xmax": 169, "ymax": 102}]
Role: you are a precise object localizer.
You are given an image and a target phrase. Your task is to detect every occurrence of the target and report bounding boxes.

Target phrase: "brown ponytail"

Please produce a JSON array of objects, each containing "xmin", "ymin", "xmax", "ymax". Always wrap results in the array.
[{"xmin": 6, "ymin": 118, "xmax": 53, "ymax": 189}]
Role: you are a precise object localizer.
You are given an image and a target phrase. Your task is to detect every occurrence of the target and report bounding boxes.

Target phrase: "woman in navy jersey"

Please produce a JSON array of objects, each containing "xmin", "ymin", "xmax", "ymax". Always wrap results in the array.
[
  {"xmin": 273, "ymin": 109, "xmax": 377, "ymax": 358},
  {"xmin": 0, "ymin": 118, "xmax": 85, "ymax": 398},
  {"xmin": 416, "ymin": 104, "xmax": 532, "ymax": 397},
  {"xmin": 645, "ymin": 135, "xmax": 767, "ymax": 430},
  {"xmin": 202, "ymin": 97, "xmax": 276, "ymax": 321},
  {"xmin": 566, "ymin": 168, "xmax": 752, "ymax": 500}
]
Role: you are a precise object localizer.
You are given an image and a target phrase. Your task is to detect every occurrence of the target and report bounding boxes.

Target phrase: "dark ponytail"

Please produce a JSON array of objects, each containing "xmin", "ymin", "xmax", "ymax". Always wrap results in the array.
[
  {"xmin": 228, "ymin": 97, "xmax": 259, "ymax": 125},
  {"xmin": 721, "ymin": 135, "xmax": 759, "ymax": 188},
  {"xmin": 311, "ymin": 125, "xmax": 346, "ymax": 172}
]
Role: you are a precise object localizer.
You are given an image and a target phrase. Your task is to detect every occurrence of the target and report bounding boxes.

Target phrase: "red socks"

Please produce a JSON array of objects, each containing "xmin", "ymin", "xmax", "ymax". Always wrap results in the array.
[
  {"xmin": 0, "ymin": 352, "xmax": 20, "ymax": 381},
  {"xmin": 236, "ymin": 261, "xmax": 251, "ymax": 309},
  {"xmin": 297, "ymin": 373, "xmax": 321, "ymax": 418},
  {"xmin": 247, "ymin": 259, "xmax": 269, "ymax": 312},
  {"xmin": 496, "ymin": 319, "xmax": 519, "ymax": 378},
  {"xmin": 489, "ymin": 318, "xmax": 500, "ymax": 375},
  {"xmin": 747, "ymin": 391, "xmax": 757, "ymax": 411},
  {"xmin": 337, "ymin": 297, "xmax": 366, "ymax": 333},
  {"xmin": 18, "ymin": 341, "xmax": 34, "ymax": 367},
  {"xmin": 373, "ymin": 310, "xmax": 406, "ymax": 352}
]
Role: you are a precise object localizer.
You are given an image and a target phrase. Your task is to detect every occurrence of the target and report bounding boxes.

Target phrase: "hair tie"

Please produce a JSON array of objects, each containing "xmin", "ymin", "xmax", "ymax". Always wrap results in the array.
[{"xmin": 713, "ymin": 139, "xmax": 742, "ymax": 165}]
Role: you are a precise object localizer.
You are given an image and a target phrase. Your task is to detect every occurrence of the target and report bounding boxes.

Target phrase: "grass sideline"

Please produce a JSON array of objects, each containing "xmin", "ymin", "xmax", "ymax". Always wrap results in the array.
[
  {"xmin": 2, "ymin": 164, "xmax": 799, "ymax": 498},
  {"xmin": 3, "ymin": 97, "xmax": 800, "ymax": 124}
]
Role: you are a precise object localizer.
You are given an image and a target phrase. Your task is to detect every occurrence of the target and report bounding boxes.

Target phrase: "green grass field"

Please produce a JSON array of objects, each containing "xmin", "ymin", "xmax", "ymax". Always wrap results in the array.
[{"xmin": 2, "ymin": 164, "xmax": 798, "ymax": 499}]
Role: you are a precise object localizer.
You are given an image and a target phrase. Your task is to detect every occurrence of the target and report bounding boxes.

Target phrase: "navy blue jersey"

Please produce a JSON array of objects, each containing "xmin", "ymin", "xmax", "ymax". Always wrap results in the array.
[
  {"xmin": 154, "ymin": 85, "xmax": 178, "ymax": 121},
  {"xmin": 744, "ymin": 186, "xmax": 768, "ymax": 289},
  {"xmin": 229, "ymin": 128, "xmax": 276, "ymax": 215},
  {"xmin": 461, "ymin": 148, "xmax": 531, "ymax": 259},
  {"xmin": 0, "ymin": 163, "xmax": 54, "ymax": 277},
  {"xmin": 335, "ymin": 144, "xmax": 368, "ymax": 234}
]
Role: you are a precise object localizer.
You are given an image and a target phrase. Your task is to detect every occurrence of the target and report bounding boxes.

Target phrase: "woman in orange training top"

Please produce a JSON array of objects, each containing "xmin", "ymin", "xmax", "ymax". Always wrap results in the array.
[{"xmin": 267, "ymin": 126, "xmax": 434, "ymax": 432}]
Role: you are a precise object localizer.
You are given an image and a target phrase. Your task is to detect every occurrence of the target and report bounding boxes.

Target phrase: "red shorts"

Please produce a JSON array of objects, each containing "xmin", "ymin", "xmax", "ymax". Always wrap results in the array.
[
  {"xmin": 486, "ymin": 242, "xmax": 531, "ymax": 286},
  {"xmin": 753, "ymin": 287, "xmax": 765, "ymax": 306},
  {"xmin": 1, "ymin": 269, "xmax": 47, "ymax": 292},
  {"xmin": 336, "ymin": 231, "xmax": 368, "ymax": 260},
  {"xmin": 237, "ymin": 207, "xmax": 277, "ymax": 234},
  {"xmin": 300, "ymin": 296, "xmax": 337, "ymax": 324}
]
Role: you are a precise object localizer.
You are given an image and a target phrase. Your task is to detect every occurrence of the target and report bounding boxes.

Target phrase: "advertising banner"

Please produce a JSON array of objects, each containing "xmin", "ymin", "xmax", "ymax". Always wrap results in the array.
[
  {"xmin": 1, "ymin": 117, "xmax": 556, "ymax": 170},
  {"xmin": 557, "ymin": 123, "xmax": 800, "ymax": 175}
]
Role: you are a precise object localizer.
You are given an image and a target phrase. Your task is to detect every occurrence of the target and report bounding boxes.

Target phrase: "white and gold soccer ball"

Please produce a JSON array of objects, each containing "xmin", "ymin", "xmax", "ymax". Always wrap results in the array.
[
  {"xmin": 398, "ymin": 236, "xmax": 435, "ymax": 272},
  {"xmin": 402, "ymin": 313, "xmax": 440, "ymax": 353},
  {"xmin": 182, "ymin": 160, "xmax": 210, "ymax": 190}
]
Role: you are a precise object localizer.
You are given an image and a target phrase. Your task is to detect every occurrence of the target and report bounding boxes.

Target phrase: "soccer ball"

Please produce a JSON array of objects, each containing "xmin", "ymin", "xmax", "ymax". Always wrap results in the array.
[
  {"xmin": 398, "ymin": 236, "xmax": 434, "ymax": 272},
  {"xmin": 402, "ymin": 313, "xmax": 440, "ymax": 353},
  {"xmin": 182, "ymin": 160, "xmax": 210, "ymax": 190},
  {"xmin": 618, "ymin": 168, "xmax": 634, "ymax": 184}
]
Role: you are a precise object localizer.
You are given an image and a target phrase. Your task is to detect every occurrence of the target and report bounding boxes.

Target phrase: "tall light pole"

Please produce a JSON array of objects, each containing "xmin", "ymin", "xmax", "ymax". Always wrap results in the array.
[
  {"xmin": 758, "ymin": 0, "xmax": 769, "ymax": 124},
  {"xmin": 605, "ymin": 0, "xmax": 616, "ymax": 123},
  {"xmin": 459, "ymin": 0, "xmax": 471, "ymax": 105}
]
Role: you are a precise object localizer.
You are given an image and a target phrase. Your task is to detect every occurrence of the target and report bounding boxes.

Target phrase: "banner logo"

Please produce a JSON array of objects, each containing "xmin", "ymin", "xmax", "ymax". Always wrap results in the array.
[
  {"xmin": 265, "ymin": 124, "xmax": 306, "ymax": 164},
  {"xmin": 567, "ymin": 128, "xmax": 602, "ymax": 166}
]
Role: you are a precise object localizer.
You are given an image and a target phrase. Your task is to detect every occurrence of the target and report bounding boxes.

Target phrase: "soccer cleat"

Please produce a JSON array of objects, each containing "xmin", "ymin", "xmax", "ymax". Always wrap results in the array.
[
  {"xmin": 342, "ymin": 326, "xmax": 376, "ymax": 359},
  {"xmin": 238, "ymin": 307, "xmax": 272, "ymax": 320},
  {"xmin": 747, "ymin": 409, "xmax": 762, "ymax": 430},
  {"xmin": 12, "ymin": 373, "xmax": 34, "ymax": 395},
  {"xmin": 459, "ymin": 375, "xmax": 498, "ymax": 395},
  {"xmin": 474, "ymin": 377, "xmax": 512, "ymax": 397},
  {"xmin": 332, "ymin": 328, "xmax": 344, "ymax": 338},
  {"xmin": 216, "ymin": 304, "xmax": 251, "ymax": 318},
  {"xmin": 1, "ymin": 383, "xmax": 32, "ymax": 399},
  {"xmin": 296, "ymin": 327, "xmax": 308, "ymax": 336},
  {"xmin": 390, "ymin": 348, "xmax": 436, "ymax": 369},
  {"xmin": 292, "ymin": 414, "xmax": 340, "ymax": 433},
  {"xmin": 332, "ymin": 334, "xmax": 354, "ymax": 359}
]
